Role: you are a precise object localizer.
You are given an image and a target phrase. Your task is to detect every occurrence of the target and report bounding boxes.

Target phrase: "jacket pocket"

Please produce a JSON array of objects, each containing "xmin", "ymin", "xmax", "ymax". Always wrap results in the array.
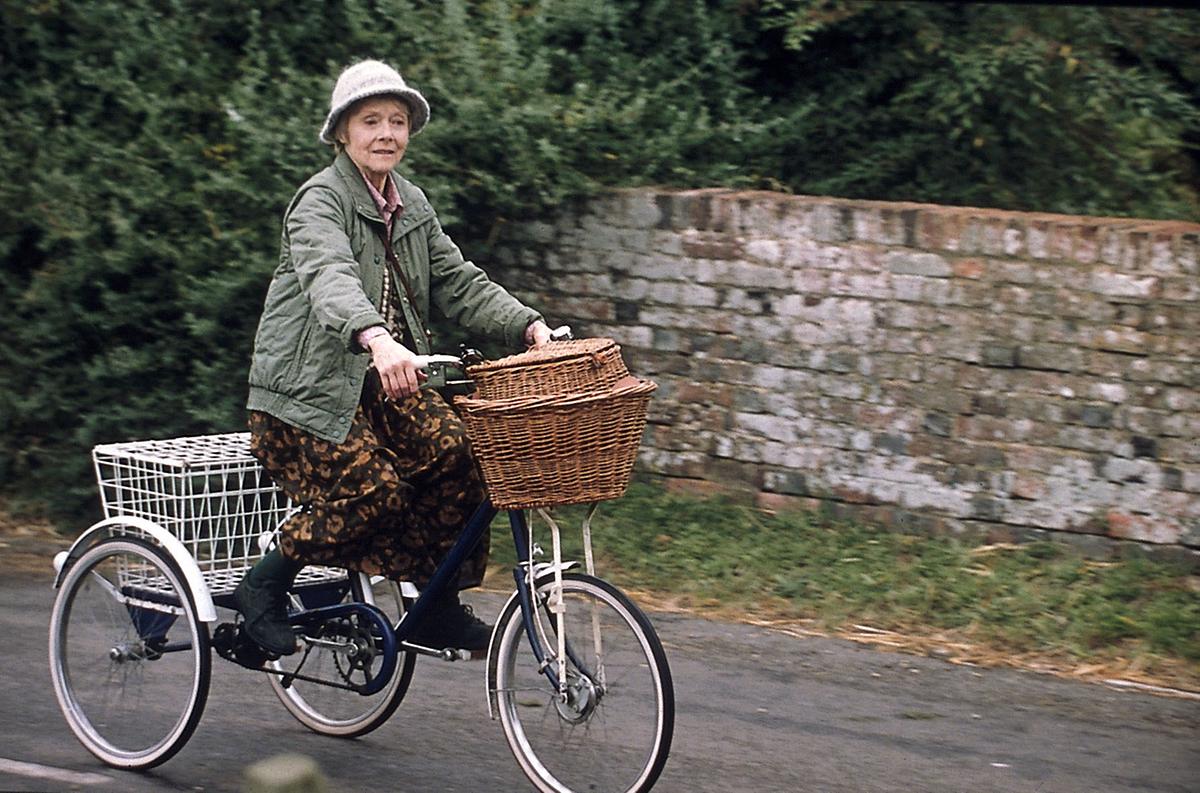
[
  {"xmin": 281, "ymin": 317, "xmax": 315, "ymax": 386},
  {"xmin": 287, "ymin": 321, "xmax": 350, "ymax": 411}
]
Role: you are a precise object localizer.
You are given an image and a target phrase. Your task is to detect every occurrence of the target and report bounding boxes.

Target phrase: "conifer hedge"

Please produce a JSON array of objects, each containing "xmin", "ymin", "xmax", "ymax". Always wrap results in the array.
[{"xmin": 1, "ymin": 1, "xmax": 1196, "ymax": 521}]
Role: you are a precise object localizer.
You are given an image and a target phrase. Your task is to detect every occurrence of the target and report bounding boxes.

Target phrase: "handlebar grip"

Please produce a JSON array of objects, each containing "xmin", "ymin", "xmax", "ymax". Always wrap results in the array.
[{"xmin": 412, "ymin": 354, "xmax": 464, "ymax": 371}]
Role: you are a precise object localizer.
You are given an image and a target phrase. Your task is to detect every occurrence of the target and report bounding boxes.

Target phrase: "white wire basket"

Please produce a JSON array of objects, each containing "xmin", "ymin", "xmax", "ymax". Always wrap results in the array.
[{"xmin": 92, "ymin": 432, "xmax": 343, "ymax": 596}]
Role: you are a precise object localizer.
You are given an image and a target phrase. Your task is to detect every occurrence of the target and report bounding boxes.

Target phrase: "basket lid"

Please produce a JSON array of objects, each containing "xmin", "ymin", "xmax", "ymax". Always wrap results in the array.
[{"xmin": 466, "ymin": 338, "xmax": 620, "ymax": 375}]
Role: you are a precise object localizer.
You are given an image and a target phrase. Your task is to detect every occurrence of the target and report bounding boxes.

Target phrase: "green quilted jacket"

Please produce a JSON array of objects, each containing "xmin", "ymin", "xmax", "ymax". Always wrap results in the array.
[{"xmin": 247, "ymin": 151, "xmax": 540, "ymax": 442}]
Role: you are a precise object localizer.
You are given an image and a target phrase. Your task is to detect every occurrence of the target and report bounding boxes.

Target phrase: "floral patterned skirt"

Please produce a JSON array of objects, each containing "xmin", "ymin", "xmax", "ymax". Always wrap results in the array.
[{"xmin": 247, "ymin": 374, "xmax": 488, "ymax": 589}]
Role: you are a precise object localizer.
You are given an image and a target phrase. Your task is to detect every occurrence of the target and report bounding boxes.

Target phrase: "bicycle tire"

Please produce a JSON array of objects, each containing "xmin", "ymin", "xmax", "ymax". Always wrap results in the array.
[
  {"xmin": 491, "ymin": 572, "xmax": 674, "ymax": 793},
  {"xmin": 268, "ymin": 575, "xmax": 415, "ymax": 737},
  {"xmin": 49, "ymin": 535, "xmax": 211, "ymax": 769}
]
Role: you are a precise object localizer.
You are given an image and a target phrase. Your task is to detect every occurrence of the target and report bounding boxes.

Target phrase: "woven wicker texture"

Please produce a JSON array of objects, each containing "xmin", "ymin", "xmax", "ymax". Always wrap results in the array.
[
  {"xmin": 456, "ymin": 376, "xmax": 656, "ymax": 510},
  {"xmin": 466, "ymin": 338, "xmax": 627, "ymax": 401}
]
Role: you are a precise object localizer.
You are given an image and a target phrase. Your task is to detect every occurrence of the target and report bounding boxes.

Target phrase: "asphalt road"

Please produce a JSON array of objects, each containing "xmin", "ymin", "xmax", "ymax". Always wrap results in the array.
[{"xmin": 2, "ymin": 566, "xmax": 1197, "ymax": 793}]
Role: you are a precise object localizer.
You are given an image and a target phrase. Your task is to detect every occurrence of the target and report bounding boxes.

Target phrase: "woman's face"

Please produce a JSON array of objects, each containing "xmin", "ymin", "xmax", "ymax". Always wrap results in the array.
[{"xmin": 338, "ymin": 96, "xmax": 410, "ymax": 184}]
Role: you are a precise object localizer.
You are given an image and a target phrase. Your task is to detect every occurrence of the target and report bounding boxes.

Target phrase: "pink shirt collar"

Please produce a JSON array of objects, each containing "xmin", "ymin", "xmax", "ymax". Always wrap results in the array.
[{"xmin": 360, "ymin": 170, "xmax": 403, "ymax": 232}]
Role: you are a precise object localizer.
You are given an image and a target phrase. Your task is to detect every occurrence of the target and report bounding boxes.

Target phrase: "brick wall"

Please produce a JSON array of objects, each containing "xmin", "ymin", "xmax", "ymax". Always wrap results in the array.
[{"xmin": 487, "ymin": 189, "xmax": 1200, "ymax": 557}]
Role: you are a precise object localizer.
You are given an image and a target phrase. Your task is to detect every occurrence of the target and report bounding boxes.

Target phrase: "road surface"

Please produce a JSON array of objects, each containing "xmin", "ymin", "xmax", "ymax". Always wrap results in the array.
[{"xmin": 1, "ymin": 563, "xmax": 1197, "ymax": 792}]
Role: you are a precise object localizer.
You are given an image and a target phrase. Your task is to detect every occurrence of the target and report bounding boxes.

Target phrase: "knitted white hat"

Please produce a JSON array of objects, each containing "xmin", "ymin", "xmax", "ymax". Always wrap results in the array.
[{"xmin": 318, "ymin": 60, "xmax": 430, "ymax": 144}]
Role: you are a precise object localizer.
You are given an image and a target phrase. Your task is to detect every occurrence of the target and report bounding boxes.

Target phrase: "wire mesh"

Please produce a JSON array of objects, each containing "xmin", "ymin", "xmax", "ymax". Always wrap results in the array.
[{"xmin": 92, "ymin": 432, "xmax": 343, "ymax": 596}]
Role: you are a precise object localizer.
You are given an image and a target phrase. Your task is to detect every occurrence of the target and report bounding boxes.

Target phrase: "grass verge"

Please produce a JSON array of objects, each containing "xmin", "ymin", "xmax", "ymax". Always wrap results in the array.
[{"xmin": 488, "ymin": 482, "xmax": 1200, "ymax": 692}]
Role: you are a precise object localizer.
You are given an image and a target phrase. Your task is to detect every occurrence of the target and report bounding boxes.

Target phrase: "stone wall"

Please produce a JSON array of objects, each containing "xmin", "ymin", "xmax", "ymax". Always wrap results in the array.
[{"xmin": 487, "ymin": 189, "xmax": 1200, "ymax": 557}]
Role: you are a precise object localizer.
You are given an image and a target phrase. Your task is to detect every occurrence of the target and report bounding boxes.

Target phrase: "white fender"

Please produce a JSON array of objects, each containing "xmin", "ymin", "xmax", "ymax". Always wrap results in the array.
[
  {"xmin": 485, "ymin": 587, "xmax": 523, "ymax": 720},
  {"xmin": 52, "ymin": 516, "xmax": 218, "ymax": 623},
  {"xmin": 484, "ymin": 561, "xmax": 580, "ymax": 719},
  {"xmin": 365, "ymin": 574, "xmax": 421, "ymax": 600}
]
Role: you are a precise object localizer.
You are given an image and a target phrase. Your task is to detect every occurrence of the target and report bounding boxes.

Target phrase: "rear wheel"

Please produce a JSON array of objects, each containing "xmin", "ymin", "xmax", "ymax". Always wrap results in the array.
[
  {"xmin": 49, "ymin": 536, "xmax": 211, "ymax": 769},
  {"xmin": 268, "ymin": 574, "xmax": 415, "ymax": 736}
]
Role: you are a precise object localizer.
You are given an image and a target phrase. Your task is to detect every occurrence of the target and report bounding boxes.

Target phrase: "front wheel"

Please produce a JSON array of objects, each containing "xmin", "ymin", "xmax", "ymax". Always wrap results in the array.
[
  {"xmin": 48, "ymin": 536, "xmax": 211, "ymax": 769},
  {"xmin": 491, "ymin": 573, "xmax": 674, "ymax": 793}
]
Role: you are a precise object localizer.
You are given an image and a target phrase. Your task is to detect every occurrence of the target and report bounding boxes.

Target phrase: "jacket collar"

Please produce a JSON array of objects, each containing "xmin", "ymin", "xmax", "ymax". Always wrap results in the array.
[{"xmin": 333, "ymin": 151, "xmax": 433, "ymax": 232}]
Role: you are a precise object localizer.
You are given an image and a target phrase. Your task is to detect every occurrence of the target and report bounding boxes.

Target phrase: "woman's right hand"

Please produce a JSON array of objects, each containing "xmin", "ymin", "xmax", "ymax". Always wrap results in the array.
[{"xmin": 368, "ymin": 335, "xmax": 427, "ymax": 399}]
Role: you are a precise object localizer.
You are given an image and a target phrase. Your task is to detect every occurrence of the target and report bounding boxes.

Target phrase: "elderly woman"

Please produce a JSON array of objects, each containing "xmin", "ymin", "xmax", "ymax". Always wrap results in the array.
[{"xmin": 236, "ymin": 60, "xmax": 551, "ymax": 657}]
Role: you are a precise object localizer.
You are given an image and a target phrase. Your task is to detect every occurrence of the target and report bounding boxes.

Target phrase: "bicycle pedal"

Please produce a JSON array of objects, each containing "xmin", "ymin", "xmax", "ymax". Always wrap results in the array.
[
  {"xmin": 445, "ymin": 647, "xmax": 485, "ymax": 662},
  {"xmin": 213, "ymin": 622, "xmax": 276, "ymax": 669}
]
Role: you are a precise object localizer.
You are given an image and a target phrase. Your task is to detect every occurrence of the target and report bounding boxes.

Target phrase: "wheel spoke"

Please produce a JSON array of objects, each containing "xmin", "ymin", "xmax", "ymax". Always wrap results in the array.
[
  {"xmin": 49, "ymin": 537, "xmax": 210, "ymax": 769},
  {"xmin": 267, "ymin": 574, "xmax": 414, "ymax": 737},
  {"xmin": 493, "ymin": 573, "xmax": 674, "ymax": 793}
]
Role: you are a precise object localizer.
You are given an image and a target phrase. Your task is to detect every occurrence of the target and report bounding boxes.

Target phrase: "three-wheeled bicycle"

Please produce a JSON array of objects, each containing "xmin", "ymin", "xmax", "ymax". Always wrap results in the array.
[{"xmin": 48, "ymin": 342, "xmax": 674, "ymax": 793}]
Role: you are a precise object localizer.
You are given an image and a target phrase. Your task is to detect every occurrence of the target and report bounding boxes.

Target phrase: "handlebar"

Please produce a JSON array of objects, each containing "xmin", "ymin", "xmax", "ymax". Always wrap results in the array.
[
  {"xmin": 413, "ymin": 325, "xmax": 573, "ymax": 374},
  {"xmin": 411, "ymin": 354, "xmax": 467, "ymax": 371}
]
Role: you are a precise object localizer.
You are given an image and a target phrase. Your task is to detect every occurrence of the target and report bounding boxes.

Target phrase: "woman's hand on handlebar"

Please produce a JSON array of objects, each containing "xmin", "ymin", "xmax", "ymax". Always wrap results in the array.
[
  {"xmin": 525, "ymin": 319, "xmax": 554, "ymax": 348},
  {"xmin": 368, "ymin": 335, "xmax": 427, "ymax": 399}
]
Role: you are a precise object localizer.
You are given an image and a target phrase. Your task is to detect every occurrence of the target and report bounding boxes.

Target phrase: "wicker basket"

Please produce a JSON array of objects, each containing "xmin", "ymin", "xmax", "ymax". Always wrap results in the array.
[
  {"xmin": 466, "ymin": 338, "xmax": 627, "ymax": 401},
  {"xmin": 456, "ymin": 376, "xmax": 657, "ymax": 510}
]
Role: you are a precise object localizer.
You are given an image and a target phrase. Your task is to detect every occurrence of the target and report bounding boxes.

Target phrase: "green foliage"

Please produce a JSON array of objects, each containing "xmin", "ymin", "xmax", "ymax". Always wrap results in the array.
[
  {"xmin": 1, "ymin": 1, "xmax": 1197, "ymax": 520},
  {"xmin": 753, "ymin": 1, "xmax": 1200, "ymax": 217},
  {"xmin": 0, "ymin": 1, "xmax": 336, "ymax": 516},
  {"xmin": 493, "ymin": 483, "xmax": 1200, "ymax": 666}
]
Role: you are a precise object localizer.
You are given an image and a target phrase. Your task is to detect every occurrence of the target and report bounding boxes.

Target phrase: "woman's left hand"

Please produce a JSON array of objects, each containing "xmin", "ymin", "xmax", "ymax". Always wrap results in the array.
[{"xmin": 525, "ymin": 320, "xmax": 553, "ymax": 348}]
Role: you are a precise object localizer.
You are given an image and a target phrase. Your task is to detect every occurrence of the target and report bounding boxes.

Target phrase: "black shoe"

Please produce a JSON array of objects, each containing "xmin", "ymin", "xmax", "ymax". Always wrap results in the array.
[
  {"xmin": 409, "ymin": 595, "xmax": 491, "ymax": 654},
  {"xmin": 233, "ymin": 554, "xmax": 299, "ymax": 657}
]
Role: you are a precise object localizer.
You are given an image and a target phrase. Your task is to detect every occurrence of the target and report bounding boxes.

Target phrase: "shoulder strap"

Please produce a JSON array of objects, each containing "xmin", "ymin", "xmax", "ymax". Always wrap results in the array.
[{"xmin": 372, "ymin": 223, "xmax": 432, "ymax": 345}]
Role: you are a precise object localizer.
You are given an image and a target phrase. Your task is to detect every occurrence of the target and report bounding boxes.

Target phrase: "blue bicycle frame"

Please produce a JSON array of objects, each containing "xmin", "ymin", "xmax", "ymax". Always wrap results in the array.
[
  {"xmin": 226, "ymin": 498, "xmax": 575, "ymax": 693},
  {"xmin": 389, "ymin": 500, "xmax": 569, "ymax": 690}
]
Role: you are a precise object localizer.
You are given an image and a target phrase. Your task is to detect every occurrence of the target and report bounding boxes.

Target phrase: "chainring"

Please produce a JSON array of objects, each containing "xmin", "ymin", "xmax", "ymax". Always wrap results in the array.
[{"xmin": 327, "ymin": 616, "xmax": 380, "ymax": 686}]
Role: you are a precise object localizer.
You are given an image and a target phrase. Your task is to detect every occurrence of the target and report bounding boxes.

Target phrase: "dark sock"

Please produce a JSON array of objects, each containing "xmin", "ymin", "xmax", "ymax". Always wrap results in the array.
[{"xmin": 252, "ymin": 548, "xmax": 304, "ymax": 583}]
